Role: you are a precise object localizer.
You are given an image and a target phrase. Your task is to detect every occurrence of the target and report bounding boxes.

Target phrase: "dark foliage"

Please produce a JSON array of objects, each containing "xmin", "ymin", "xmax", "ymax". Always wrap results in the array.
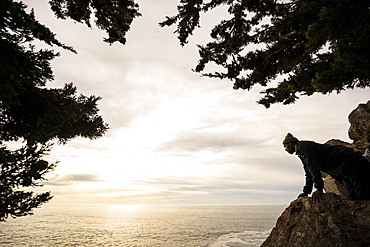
[
  {"xmin": 49, "ymin": 0, "xmax": 141, "ymax": 44},
  {"xmin": 160, "ymin": 0, "xmax": 370, "ymax": 107},
  {"xmin": 0, "ymin": 144, "xmax": 56, "ymax": 221}
]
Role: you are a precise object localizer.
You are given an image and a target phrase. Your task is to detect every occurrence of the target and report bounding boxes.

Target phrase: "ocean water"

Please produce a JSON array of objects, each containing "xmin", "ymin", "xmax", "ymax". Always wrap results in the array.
[{"xmin": 0, "ymin": 204, "xmax": 285, "ymax": 247}]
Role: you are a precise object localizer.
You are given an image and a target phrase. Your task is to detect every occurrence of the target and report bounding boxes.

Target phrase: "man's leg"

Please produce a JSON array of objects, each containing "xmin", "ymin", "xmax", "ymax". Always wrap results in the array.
[
  {"xmin": 342, "ymin": 179, "xmax": 358, "ymax": 200},
  {"xmin": 347, "ymin": 154, "xmax": 370, "ymax": 200}
]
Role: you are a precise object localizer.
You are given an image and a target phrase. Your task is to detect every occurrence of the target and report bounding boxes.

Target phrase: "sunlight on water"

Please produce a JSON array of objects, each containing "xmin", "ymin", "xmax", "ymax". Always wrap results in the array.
[{"xmin": 0, "ymin": 205, "xmax": 285, "ymax": 247}]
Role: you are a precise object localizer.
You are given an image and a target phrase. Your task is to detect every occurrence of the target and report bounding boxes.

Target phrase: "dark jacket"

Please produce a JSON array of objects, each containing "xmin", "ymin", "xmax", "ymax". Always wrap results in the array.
[{"xmin": 295, "ymin": 141, "xmax": 354, "ymax": 194}]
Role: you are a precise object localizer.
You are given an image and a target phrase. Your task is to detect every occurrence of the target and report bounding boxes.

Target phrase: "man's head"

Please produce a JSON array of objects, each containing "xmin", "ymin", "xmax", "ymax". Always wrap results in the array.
[{"xmin": 283, "ymin": 133, "xmax": 299, "ymax": 154}]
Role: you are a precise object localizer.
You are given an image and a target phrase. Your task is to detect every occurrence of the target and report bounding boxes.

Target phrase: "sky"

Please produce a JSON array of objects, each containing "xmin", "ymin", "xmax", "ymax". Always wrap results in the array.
[{"xmin": 19, "ymin": 0, "xmax": 370, "ymax": 206}]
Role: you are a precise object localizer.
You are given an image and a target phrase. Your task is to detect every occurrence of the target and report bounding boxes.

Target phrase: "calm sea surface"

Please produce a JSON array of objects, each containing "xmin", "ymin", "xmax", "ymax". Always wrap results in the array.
[{"xmin": 0, "ymin": 205, "xmax": 285, "ymax": 247}]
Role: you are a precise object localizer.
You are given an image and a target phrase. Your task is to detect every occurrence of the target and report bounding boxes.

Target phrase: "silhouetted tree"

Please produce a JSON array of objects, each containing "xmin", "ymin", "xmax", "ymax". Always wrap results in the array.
[
  {"xmin": 0, "ymin": 0, "xmax": 140, "ymax": 220},
  {"xmin": 160, "ymin": 0, "xmax": 370, "ymax": 107}
]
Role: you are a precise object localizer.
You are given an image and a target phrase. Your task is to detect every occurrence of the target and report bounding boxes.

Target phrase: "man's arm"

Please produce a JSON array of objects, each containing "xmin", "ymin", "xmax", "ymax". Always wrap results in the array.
[
  {"xmin": 296, "ymin": 142, "xmax": 324, "ymax": 203},
  {"xmin": 296, "ymin": 156, "xmax": 313, "ymax": 198},
  {"xmin": 302, "ymin": 162, "xmax": 313, "ymax": 195},
  {"xmin": 297, "ymin": 142, "xmax": 324, "ymax": 191},
  {"xmin": 297, "ymin": 166, "xmax": 324, "ymax": 203}
]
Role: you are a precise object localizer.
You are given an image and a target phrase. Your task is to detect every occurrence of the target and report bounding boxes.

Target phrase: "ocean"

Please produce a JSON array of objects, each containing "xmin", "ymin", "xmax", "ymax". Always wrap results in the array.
[{"xmin": 0, "ymin": 204, "xmax": 285, "ymax": 247}]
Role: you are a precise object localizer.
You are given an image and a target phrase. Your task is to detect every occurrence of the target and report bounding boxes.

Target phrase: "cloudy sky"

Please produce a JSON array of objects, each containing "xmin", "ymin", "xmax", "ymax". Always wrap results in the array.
[{"xmin": 23, "ymin": 0, "xmax": 369, "ymax": 206}]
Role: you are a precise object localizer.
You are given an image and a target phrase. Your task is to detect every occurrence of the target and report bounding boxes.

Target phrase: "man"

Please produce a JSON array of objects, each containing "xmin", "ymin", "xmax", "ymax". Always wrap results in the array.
[{"xmin": 283, "ymin": 133, "xmax": 370, "ymax": 203}]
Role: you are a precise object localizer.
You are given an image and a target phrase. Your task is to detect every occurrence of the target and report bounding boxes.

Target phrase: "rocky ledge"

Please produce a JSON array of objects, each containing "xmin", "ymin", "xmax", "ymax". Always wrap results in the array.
[{"xmin": 261, "ymin": 193, "xmax": 370, "ymax": 247}]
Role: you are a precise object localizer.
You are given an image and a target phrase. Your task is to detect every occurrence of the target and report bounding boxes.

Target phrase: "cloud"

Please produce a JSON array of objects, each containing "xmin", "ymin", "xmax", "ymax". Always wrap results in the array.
[
  {"xmin": 131, "ymin": 176, "xmax": 297, "ymax": 192},
  {"xmin": 75, "ymin": 175, "xmax": 303, "ymax": 205},
  {"xmin": 157, "ymin": 126, "xmax": 267, "ymax": 153},
  {"xmin": 44, "ymin": 173, "xmax": 102, "ymax": 186}
]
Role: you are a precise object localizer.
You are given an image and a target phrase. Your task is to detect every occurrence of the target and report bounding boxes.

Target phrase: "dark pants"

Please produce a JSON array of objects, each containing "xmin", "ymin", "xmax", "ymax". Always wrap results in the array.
[{"xmin": 344, "ymin": 152, "xmax": 370, "ymax": 200}]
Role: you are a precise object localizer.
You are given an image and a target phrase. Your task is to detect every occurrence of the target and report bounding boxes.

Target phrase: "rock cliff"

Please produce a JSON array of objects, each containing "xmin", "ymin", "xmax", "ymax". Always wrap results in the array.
[
  {"xmin": 261, "ymin": 100, "xmax": 370, "ymax": 247},
  {"xmin": 261, "ymin": 193, "xmax": 370, "ymax": 247}
]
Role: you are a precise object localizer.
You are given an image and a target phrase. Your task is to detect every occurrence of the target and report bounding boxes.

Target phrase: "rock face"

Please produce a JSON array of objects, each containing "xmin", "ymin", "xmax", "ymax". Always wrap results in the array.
[
  {"xmin": 261, "ymin": 193, "xmax": 370, "ymax": 247},
  {"xmin": 323, "ymin": 175, "xmax": 350, "ymax": 199},
  {"xmin": 324, "ymin": 139, "xmax": 354, "ymax": 149},
  {"xmin": 348, "ymin": 100, "xmax": 370, "ymax": 152}
]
